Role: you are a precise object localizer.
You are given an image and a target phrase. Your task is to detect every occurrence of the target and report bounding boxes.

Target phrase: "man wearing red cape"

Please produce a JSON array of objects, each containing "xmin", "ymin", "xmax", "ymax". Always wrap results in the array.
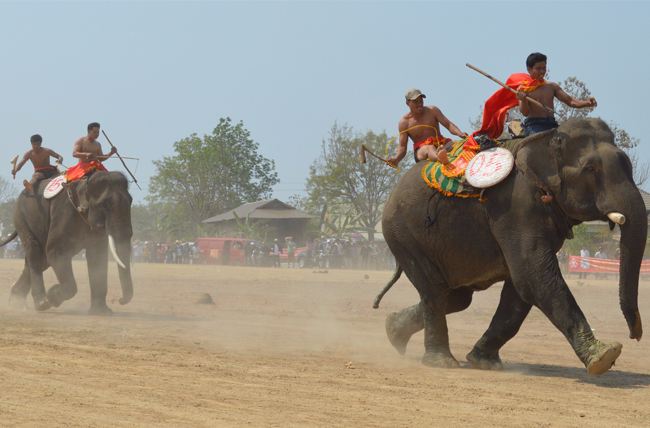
[{"xmin": 474, "ymin": 52, "xmax": 597, "ymax": 141}]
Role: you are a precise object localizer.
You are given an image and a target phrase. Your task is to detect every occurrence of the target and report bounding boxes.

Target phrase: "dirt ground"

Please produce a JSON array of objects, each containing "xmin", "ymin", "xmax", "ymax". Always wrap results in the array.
[{"xmin": 1, "ymin": 259, "xmax": 649, "ymax": 427}]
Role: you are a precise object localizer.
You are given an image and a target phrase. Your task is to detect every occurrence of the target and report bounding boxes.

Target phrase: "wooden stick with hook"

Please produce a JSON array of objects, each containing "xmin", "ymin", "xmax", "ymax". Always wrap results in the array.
[{"xmin": 359, "ymin": 144, "xmax": 396, "ymax": 168}]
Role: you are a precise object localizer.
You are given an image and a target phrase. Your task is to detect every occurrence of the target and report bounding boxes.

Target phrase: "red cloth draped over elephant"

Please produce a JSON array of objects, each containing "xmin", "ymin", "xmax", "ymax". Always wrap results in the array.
[{"xmin": 65, "ymin": 160, "xmax": 107, "ymax": 182}]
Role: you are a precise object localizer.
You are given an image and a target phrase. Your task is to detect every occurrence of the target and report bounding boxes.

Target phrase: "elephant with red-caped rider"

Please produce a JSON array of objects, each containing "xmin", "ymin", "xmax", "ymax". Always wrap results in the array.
[{"xmin": 379, "ymin": 118, "xmax": 646, "ymax": 375}]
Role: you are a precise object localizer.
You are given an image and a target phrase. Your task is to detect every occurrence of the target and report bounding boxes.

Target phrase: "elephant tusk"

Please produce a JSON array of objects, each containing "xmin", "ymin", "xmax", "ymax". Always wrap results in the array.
[
  {"xmin": 108, "ymin": 234, "xmax": 127, "ymax": 269},
  {"xmin": 607, "ymin": 212, "xmax": 626, "ymax": 225}
]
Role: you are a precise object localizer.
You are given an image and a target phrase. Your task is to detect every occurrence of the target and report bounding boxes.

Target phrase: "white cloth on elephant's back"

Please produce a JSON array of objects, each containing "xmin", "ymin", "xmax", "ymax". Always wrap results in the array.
[
  {"xmin": 465, "ymin": 147, "xmax": 514, "ymax": 188},
  {"xmin": 43, "ymin": 175, "xmax": 66, "ymax": 199}
]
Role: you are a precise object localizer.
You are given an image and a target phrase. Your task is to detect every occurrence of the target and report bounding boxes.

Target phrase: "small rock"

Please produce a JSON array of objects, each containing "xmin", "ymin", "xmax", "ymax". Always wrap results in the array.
[
  {"xmin": 196, "ymin": 293, "xmax": 215, "ymax": 305},
  {"xmin": 364, "ymin": 274, "xmax": 370, "ymax": 280},
  {"xmin": 345, "ymin": 361, "xmax": 354, "ymax": 369}
]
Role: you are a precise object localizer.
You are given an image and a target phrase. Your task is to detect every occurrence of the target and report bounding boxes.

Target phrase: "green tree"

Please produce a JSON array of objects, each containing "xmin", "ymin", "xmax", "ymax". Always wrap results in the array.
[
  {"xmin": 0, "ymin": 177, "xmax": 17, "ymax": 237},
  {"xmin": 304, "ymin": 123, "xmax": 412, "ymax": 241},
  {"xmin": 148, "ymin": 118, "xmax": 279, "ymax": 239}
]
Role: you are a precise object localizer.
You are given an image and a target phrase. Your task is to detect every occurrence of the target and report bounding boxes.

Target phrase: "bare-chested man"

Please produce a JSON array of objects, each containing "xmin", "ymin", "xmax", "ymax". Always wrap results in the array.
[
  {"xmin": 517, "ymin": 52, "xmax": 597, "ymax": 136},
  {"xmin": 12, "ymin": 134, "xmax": 63, "ymax": 194},
  {"xmin": 387, "ymin": 89, "xmax": 467, "ymax": 167},
  {"xmin": 66, "ymin": 122, "xmax": 117, "ymax": 182}
]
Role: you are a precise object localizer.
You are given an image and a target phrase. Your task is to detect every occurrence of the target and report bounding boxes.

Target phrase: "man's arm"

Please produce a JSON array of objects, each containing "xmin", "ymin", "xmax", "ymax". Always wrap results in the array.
[
  {"xmin": 47, "ymin": 148, "xmax": 63, "ymax": 163},
  {"xmin": 433, "ymin": 107, "xmax": 467, "ymax": 138},
  {"xmin": 554, "ymin": 84, "xmax": 597, "ymax": 109},
  {"xmin": 517, "ymin": 91, "xmax": 532, "ymax": 116},
  {"xmin": 96, "ymin": 143, "xmax": 117, "ymax": 162},
  {"xmin": 386, "ymin": 120, "xmax": 409, "ymax": 166},
  {"xmin": 12, "ymin": 151, "xmax": 31, "ymax": 177}
]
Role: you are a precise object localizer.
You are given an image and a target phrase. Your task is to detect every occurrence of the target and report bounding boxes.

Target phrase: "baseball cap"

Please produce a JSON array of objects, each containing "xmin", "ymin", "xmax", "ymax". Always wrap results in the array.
[{"xmin": 405, "ymin": 88, "xmax": 426, "ymax": 101}]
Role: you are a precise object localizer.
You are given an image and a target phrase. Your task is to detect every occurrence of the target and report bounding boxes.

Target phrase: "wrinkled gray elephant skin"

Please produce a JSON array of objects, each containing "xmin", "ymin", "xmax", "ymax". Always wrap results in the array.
[
  {"xmin": 382, "ymin": 118, "xmax": 646, "ymax": 375},
  {"xmin": 6, "ymin": 171, "xmax": 134, "ymax": 314}
]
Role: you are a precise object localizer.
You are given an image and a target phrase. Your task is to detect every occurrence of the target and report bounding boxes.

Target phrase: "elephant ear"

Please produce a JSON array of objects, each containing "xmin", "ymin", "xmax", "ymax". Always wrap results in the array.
[{"xmin": 514, "ymin": 130, "xmax": 566, "ymax": 195}]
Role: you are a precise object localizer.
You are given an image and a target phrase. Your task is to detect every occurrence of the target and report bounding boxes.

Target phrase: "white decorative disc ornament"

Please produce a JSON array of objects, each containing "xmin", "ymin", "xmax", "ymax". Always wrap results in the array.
[
  {"xmin": 43, "ymin": 175, "xmax": 66, "ymax": 199},
  {"xmin": 465, "ymin": 147, "xmax": 514, "ymax": 188}
]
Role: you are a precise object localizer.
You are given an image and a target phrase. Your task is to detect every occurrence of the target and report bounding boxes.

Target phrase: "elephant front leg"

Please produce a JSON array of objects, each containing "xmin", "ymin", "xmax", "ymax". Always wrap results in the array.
[
  {"xmin": 86, "ymin": 241, "xmax": 112, "ymax": 315},
  {"xmin": 509, "ymin": 251, "xmax": 622, "ymax": 375},
  {"xmin": 47, "ymin": 257, "xmax": 78, "ymax": 308},
  {"xmin": 467, "ymin": 279, "xmax": 532, "ymax": 370}
]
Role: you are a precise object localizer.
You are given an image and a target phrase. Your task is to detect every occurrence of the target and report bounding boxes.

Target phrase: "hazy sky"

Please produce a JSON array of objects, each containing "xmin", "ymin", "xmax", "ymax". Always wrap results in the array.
[{"xmin": 1, "ymin": 1, "xmax": 648, "ymax": 206}]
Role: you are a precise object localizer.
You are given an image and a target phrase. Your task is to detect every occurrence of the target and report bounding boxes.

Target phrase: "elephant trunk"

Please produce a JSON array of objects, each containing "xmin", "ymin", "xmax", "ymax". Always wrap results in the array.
[
  {"xmin": 615, "ymin": 188, "xmax": 647, "ymax": 341},
  {"xmin": 109, "ymin": 234, "xmax": 134, "ymax": 305}
]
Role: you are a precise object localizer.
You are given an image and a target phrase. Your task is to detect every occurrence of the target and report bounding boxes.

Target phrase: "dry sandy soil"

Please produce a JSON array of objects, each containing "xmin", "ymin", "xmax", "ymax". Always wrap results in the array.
[{"xmin": 1, "ymin": 259, "xmax": 649, "ymax": 427}]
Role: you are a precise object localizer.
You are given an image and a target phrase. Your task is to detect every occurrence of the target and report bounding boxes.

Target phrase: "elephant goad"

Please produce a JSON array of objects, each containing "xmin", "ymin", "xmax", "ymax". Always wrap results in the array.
[
  {"xmin": 4, "ymin": 171, "xmax": 134, "ymax": 314},
  {"xmin": 381, "ymin": 118, "xmax": 646, "ymax": 375}
]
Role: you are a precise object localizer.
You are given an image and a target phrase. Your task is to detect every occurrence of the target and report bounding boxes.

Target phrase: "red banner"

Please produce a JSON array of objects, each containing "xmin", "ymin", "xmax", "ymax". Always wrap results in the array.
[{"xmin": 568, "ymin": 256, "xmax": 650, "ymax": 273}]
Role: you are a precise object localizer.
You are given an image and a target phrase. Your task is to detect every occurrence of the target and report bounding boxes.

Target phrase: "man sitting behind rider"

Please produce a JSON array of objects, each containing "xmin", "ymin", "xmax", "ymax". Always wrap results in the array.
[
  {"xmin": 67, "ymin": 122, "xmax": 117, "ymax": 182},
  {"xmin": 387, "ymin": 89, "xmax": 468, "ymax": 167},
  {"xmin": 517, "ymin": 52, "xmax": 597, "ymax": 136},
  {"xmin": 12, "ymin": 134, "xmax": 63, "ymax": 194}
]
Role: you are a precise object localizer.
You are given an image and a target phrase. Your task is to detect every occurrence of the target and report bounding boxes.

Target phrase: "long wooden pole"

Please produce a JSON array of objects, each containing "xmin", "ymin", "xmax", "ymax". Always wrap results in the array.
[
  {"xmin": 101, "ymin": 130, "xmax": 142, "ymax": 190},
  {"xmin": 465, "ymin": 63, "xmax": 555, "ymax": 114}
]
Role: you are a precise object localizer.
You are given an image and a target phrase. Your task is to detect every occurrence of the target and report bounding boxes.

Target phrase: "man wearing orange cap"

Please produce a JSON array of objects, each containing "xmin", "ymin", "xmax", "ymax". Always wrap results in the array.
[{"xmin": 387, "ymin": 89, "xmax": 468, "ymax": 167}]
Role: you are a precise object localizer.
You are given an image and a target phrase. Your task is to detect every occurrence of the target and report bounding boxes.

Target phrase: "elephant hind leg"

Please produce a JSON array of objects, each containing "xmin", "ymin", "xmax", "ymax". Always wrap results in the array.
[
  {"xmin": 386, "ymin": 288, "xmax": 473, "ymax": 355},
  {"xmin": 9, "ymin": 263, "xmax": 31, "ymax": 308},
  {"xmin": 47, "ymin": 258, "xmax": 78, "ymax": 307}
]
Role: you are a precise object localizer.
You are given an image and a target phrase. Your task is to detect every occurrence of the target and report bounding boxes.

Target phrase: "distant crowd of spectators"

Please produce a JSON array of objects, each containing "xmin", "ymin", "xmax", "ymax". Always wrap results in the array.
[{"xmin": 131, "ymin": 240, "xmax": 200, "ymax": 264}]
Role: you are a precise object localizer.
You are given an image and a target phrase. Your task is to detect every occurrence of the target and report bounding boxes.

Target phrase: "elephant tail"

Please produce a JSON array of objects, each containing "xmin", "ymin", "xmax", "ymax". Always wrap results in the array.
[
  {"xmin": 373, "ymin": 264, "xmax": 403, "ymax": 309},
  {"xmin": 0, "ymin": 231, "xmax": 17, "ymax": 248}
]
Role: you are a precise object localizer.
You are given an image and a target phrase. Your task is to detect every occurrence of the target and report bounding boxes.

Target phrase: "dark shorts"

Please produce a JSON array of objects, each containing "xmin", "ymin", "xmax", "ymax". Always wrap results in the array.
[
  {"xmin": 523, "ymin": 117, "xmax": 559, "ymax": 136},
  {"xmin": 34, "ymin": 167, "xmax": 59, "ymax": 180}
]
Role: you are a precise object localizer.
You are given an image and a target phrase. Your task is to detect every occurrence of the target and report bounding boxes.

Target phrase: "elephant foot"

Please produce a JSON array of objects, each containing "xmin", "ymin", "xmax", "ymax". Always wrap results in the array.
[
  {"xmin": 8, "ymin": 292, "xmax": 27, "ymax": 310},
  {"xmin": 88, "ymin": 304, "xmax": 113, "ymax": 316},
  {"xmin": 33, "ymin": 295, "xmax": 52, "ymax": 312},
  {"xmin": 46, "ymin": 285, "xmax": 64, "ymax": 308},
  {"xmin": 46, "ymin": 284, "xmax": 76, "ymax": 308},
  {"xmin": 466, "ymin": 348, "xmax": 503, "ymax": 370},
  {"xmin": 422, "ymin": 351, "xmax": 459, "ymax": 369},
  {"xmin": 586, "ymin": 341, "xmax": 622, "ymax": 376},
  {"xmin": 385, "ymin": 312, "xmax": 411, "ymax": 355}
]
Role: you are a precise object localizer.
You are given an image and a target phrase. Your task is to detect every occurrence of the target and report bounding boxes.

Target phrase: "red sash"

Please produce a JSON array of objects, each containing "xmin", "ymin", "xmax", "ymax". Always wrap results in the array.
[
  {"xmin": 414, "ymin": 135, "xmax": 451, "ymax": 152},
  {"xmin": 65, "ymin": 160, "xmax": 107, "ymax": 182}
]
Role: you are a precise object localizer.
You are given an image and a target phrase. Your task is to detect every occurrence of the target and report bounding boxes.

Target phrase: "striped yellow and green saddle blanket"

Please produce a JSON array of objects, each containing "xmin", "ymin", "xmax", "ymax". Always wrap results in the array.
[{"xmin": 420, "ymin": 138, "xmax": 481, "ymax": 198}]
